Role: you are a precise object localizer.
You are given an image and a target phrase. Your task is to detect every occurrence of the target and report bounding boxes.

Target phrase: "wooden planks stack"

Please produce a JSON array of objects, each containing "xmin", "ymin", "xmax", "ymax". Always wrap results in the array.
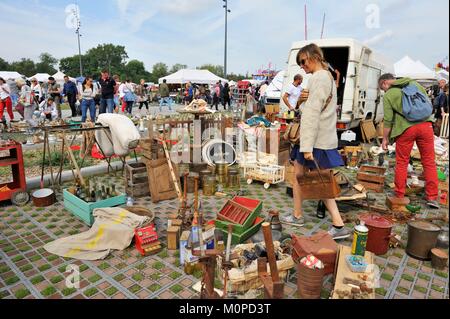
[{"xmin": 357, "ymin": 165, "xmax": 386, "ymax": 193}]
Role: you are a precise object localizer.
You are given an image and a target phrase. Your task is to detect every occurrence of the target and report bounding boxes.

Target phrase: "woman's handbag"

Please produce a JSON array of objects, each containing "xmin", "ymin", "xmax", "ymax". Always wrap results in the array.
[
  {"xmin": 284, "ymin": 121, "xmax": 301, "ymax": 145},
  {"xmin": 296, "ymin": 159, "xmax": 341, "ymax": 200}
]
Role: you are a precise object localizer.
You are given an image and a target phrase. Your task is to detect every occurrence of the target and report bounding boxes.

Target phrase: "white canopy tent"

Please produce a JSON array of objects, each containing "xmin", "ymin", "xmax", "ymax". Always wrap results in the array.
[
  {"xmin": 436, "ymin": 69, "xmax": 449, "ymax": 82},
  {"xmin": 394, "ymin": 56, "xmax": 437, "ymax": 80},
  {"xmin": 265, "ymin": 70, "xmax": 285, "ymax": 102},
  {"xmin": 28, "ymin": 73, "xmax": 51, "ymax": 83},
  {"xmin": 0, "ymin": 71, "xmax": 24, "ymax": 80},
  {"xmin": 52, "ymin": 71, "xmax": 76, "ymax": 85},
  {"xmin": 159, "ymin": 69, "xmax": 227, "ymax": 85}
]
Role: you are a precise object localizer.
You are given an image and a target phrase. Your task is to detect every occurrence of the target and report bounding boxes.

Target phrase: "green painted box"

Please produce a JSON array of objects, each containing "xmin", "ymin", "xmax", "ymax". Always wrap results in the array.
[
  {"xmin": 215, "ymin": 196, "xmax": 263, "ymax": 234},
  {"xmin": 63, "ymin": 189, "xmax": 127, "ymax": 226},
  {"xmin": 219, "ymin": 216, "xmax": 265, "ymax": 245}
]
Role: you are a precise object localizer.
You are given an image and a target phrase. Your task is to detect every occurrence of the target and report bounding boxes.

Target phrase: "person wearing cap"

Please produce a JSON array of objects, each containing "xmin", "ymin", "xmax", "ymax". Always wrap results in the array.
[
  {"xmin": 39, "ymin": 97, "xmax": 59, "ymax": 121},
  {"xmin": 47, "ymin": 76, "xmax": 62, "ymax": 119}
]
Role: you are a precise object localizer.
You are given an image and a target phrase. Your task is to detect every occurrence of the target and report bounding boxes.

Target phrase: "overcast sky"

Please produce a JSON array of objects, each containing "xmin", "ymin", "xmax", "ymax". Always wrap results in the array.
[{"xmin": 0, "ymin": 0, "xmax": 448, "ymax": 75}]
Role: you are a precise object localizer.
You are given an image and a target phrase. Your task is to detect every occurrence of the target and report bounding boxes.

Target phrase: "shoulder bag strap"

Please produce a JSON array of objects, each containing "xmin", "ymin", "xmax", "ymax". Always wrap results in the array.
[{"xmin": 321, "ymin": 72, "xmax": 335, "ymax": 113}]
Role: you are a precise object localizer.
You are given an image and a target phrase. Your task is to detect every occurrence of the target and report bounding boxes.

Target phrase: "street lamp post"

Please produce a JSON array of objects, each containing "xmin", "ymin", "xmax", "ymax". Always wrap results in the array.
[
  {"xmin": 72, "ymin": 8, "xmax": 83, "ymax": 77},
  {"xmin": 223, "ymin": 0, "xmax": 231, "ymax": 79}
]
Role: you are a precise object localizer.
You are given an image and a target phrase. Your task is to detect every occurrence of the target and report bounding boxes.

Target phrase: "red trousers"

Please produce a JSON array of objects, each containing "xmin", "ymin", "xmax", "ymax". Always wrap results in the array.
[
  {"xmin": 395, "ymin": 122, "xmax": 438, "ymax": 200},
  {"xmin": 0, "ymin": 96, "xmax": 14, "ymax": 120}
]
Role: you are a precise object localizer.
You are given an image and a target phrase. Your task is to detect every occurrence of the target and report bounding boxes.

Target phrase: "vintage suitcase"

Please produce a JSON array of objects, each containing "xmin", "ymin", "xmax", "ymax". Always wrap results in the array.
[{"xmin": 291, "ymin": 231, "xmax": 338, "ymax": 275}]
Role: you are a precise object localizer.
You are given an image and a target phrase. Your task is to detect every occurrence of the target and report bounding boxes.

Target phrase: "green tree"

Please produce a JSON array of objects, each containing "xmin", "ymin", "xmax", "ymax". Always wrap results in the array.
[
  {"xmin": 122, "ymin": 60, "xmax": 151, "ymax": 83},
  {"xmin": 60, "ymin": 44, "xmax": 129, "ymax": 79},
  {"xmin": 85, "ymin": 44, "xmax": 129, "ymax": 78},
  {"xmin": 197, "ymin": 64, "xmax": 224, "ymax": 78},
  {"xmin": 59, "ymin": 56, "xmax": 81, "ymax": 77},
  {"xmin": 151, "ymin": 62, "xmax": 169, "ymax": 82},
  {"xmin": 0, "ymin": 57, "xmax": 10, "ymax": 71},
  {"xmin": 35, "ymin": 53, "xmax": 58, "ymax": 74},
  {"xmin": 170, "ymin": 63, "xmax": 188, "ymax": 73},
  {"xmin": 10, "ymin": 59, "xmax": 36, "ymax": 77}
]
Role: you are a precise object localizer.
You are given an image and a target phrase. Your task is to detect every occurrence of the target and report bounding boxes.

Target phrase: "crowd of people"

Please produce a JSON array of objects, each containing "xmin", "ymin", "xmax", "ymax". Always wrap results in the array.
[{"xmin": 2, "ymin": 69, "xmax": 277, "ymax": 126}]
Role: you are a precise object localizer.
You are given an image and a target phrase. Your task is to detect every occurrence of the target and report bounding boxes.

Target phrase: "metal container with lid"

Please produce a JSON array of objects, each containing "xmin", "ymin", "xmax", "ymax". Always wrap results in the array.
[
  {"xmin": 359, "ymin": 213, "xmax": 393, "ymax": 256},
  {"xmin": 406, "ymin": 220, "xmax": 441, "ymax": 260},
  {"xmin": 227, "ymin": 167, "xmax": 240, "ymax": 189},
  {"xmin": 215, "ymin": 161, "xmax": 228, "ymax": 176},
  {"xmin": 199, "ymin": 169, "xmax": 213, "ymax": 189},
  {"xmin": 202, "ymin": 175, "xmax": 217, "ymax": 196}
]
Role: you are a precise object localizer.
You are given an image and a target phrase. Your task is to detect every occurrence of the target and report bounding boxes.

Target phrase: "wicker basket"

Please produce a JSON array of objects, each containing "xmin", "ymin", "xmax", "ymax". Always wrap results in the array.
[{"xmin": 125, "ymin": 206, "xmax": 155, "ymax": 225}]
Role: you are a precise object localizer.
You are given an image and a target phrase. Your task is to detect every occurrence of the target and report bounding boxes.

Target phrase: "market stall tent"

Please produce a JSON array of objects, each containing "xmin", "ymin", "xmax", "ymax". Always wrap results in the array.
[
  {"xmin": 52, "ymin": 71, "xmax": 76, "ymax": 84},
  {"xmin": 28, "ymin": 73, "xmax": 51, "ymax": 82},
  {"xmin": 159, "ymin": 69, "xmax": 227, "ymax": 85},
  {"xmin": 436, "ymin": 69, "xmax": 449, "ymax": 82},
  {"xmin": 394, "ymin": 56, "xmax": 436, "ymax": 80},
  {"xmin": 0, "ymin": 71, "xmax": 24, "ymax": 80}
]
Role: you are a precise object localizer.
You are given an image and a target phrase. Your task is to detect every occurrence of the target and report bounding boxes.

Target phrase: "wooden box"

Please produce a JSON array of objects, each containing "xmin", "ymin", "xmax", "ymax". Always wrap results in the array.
[
  {"xmin": 167, "ymin": 226, "xmax": 180, "ymax": 250},
  {"xmin": 386, "ymin": 196, "xmax": 410, "ymax": 212},
  {"xmin": 332, "ymin": 245, "xmax": 375, "ymax": 299},
  {"xmin": 63, "ymin": 189, "xmax": 127, "ymax": 226},
  {"xmin": 357, "ymin": 166, "xmax": 386, "ymax": 193},
  {"xmin": 215, "ymin": 197, "xmax": 263, "ymax": 234}
]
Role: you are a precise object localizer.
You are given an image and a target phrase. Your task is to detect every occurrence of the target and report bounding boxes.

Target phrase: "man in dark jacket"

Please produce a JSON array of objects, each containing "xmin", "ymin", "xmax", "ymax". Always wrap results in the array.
[
  {"xmin": 62, "ymin": 76, "xmax": 78, "ymax": 117},
  {"xmin": 379, "ymin": 74, "xmax": 439, "ymax": 209},
  {"xmin": 98, "ymin": 70, "xmax": 116, "ymax": 114}
]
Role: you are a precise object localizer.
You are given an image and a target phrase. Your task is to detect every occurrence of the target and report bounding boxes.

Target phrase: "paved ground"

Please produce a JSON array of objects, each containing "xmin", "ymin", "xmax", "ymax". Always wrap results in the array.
[{"xmin": 0, "ymin": 162, "xmax": 448, "ymax": 300}]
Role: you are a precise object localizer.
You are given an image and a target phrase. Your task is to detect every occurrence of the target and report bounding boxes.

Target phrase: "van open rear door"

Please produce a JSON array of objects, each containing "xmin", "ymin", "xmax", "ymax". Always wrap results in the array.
[{"xmin": 352, "ymin": 46, "xmax": 372, "ymax": 122}]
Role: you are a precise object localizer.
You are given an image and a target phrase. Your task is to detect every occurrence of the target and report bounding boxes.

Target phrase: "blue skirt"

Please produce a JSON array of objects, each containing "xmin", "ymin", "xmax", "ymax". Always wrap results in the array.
[{"xmin": 290, "ymin": 145, "xmax": 344, "ymax": 169}]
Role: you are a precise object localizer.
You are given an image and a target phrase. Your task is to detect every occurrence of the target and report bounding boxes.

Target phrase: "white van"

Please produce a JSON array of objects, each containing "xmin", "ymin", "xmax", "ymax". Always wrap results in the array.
[{"xmin": 280, "ymin": 38, "xmax": 394, "ymax": 130}]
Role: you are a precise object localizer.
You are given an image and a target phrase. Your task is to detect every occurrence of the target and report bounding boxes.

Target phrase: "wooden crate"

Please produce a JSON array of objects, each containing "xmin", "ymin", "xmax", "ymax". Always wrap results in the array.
[
  {"xmin": 124, "ymin": 162, "xmax": 150, "ymax": 198},
  {"xmin": 215, "ymin": 197, "xmax": 263, "ymax": 234},
  {"xmin": 63, "ymin": 189, "xmax": 127, "ymax": 226},
  {"xmin": 357, "ymin": 166, "xmax": 386, "ymax": 193}
]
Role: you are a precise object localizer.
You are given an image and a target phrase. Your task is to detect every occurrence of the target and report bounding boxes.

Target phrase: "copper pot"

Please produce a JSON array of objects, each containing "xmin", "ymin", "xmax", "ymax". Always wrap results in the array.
[{"xmin": 32, "ymin": 188, "xmax": 56, "ymax": 207}]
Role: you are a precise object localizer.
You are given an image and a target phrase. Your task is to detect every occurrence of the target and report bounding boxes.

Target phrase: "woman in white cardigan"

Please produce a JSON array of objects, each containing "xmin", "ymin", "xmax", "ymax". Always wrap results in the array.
[{"xmin": 283, "ymin": 43, "xmax": 350, "ymax": 240}]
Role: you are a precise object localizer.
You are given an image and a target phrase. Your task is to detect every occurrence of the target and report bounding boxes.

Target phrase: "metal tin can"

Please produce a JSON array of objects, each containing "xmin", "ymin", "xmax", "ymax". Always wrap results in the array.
[
  {"xmin": 227, "ymin": 168, "xmax": 240, "ymax": 189},
  {"xmin": 202, "ymin": 175, "xmax": 217, "ymax": 196},
  {"xmin": 351, "ymin": 222, "xmax": 369, "ymax": 256}
]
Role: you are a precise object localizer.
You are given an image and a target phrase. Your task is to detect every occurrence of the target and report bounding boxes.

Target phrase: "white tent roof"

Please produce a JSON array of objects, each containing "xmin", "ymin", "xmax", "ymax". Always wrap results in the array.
[
  {"xmin": 228, "ymin": 80, "xmax": 237, "ymax": 86},
  {"xmin": 0, "ymin": 71, "xmax": 24, "ymax": 80},
  {"xmin": 159, "ymin": 69, "xmax": 227, "ymax": 85},
  {"xmin": 436, "ymin": 69, "xmax": 449, "ymax": 82},
  {"xmin": 52, "ymin": 71, "xmax": 76, "ymax": 83},
  {"xmin": 394, "ymin": 56, "xmax": 436, "ymax": 80},
  {"xmin": 266, "ymin": 70, "xmax": 285, "ymax": 99},
  {"xmin": 28, "ymin": 73, "xmax": 51, "ymax": 82}
]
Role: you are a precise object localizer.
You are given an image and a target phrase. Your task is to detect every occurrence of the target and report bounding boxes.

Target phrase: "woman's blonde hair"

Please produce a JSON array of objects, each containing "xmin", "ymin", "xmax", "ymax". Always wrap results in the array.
[
  {"xmin": 15, "ymin": 78, "xmax": 25, "ymax": 86},
  {"xmin": 296, "ymin": 43, "xmax": 328, "ymax": 69}
]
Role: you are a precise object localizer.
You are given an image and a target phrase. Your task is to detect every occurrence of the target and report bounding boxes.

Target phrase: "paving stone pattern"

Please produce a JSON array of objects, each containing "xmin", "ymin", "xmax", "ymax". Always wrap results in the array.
[{"xmin": 0, "ymin": 169, "xmax": 448, "ymax": 299}]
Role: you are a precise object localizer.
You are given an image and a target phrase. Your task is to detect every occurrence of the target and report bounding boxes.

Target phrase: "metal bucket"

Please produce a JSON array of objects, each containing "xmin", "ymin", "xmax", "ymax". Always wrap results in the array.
[
  {"xmin": 297, "ymin": 263, "xmax": 325, "ymax": 299},
  {"xmin": 359, "ymin": 213, "xmax": 393, "ymax": 256},
  {"xmin": 406, "ymin": 221, "xmax": 441, "ymax": 260}
]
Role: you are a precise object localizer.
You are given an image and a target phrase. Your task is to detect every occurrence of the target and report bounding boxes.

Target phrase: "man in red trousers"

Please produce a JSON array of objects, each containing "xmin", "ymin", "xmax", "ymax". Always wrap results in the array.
[{"xmin": 379, "ymin": 73, "xmax": 439, "ymax": 209}]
